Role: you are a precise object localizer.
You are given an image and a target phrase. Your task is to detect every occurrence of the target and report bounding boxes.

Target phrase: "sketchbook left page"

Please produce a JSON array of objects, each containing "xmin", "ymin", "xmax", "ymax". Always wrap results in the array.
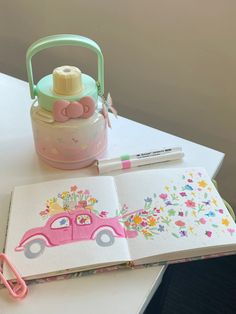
[{"xmin": 4, "ymin": 176, "xmax": 131, "ymax": 280}]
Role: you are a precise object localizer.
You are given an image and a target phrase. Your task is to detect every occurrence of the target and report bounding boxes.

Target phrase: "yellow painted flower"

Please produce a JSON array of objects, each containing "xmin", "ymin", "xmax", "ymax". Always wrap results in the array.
[
  {"xmin": 48, "ymin": 199, "xmax": 56, "ymax": 205},
  {"xmin": 61, "ymin": 191, "xmax": 69, "ymax": 199},
  {"xmin": 222, "ymin": 218, "xmax": 230, "ymax": 226},
  {"xmin": 160, "ymin": 207, "xmax": 164, "ymax": 212},
  {"xmin": 191, "ymin": 192, "xmax": 196, "ymax": 197},
  {"xmin": 189, "ymin": 226, "xmax": 194, "ymax": 233},
  {"xmin": 192, "ymin": 210, "xmax": 197, "ymax": 217},
  {"xmin": 133, "ymin": 215, "xmax": 142, "ymax": 225},
  {"xmin": 164, "ymin": 186, "xmax": 170, "ymax": 192},
  {"xmin": 88, "ymin": 197, "xmax": 97, "ymax": 203},
  {"xmin": 148, "ymin": 217, "xmax": 157, "ymax": 226},
  {"xmin": 198, "ymin": 180, "xmax": 207, "ymax": 188},
  {"xmin": 188, "ymin": 172, "xmax": 193, "ymax": 177},
  {"xmin": 207, "ymin": 187, "xmax": 212, "ymax": 192},
  {"xmin": 212, "ymin": 198, "xmax": 218, "ymax": 206},
  {"xmin": 49, "ymin": 203, "xmax": 64, "ymax": 215}
]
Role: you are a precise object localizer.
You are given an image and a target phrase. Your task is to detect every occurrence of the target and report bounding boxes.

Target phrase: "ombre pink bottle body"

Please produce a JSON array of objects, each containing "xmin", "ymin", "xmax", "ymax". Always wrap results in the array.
[{"xmin": 31, "ymin": 103, "xmax": 107, "ymax": 169}]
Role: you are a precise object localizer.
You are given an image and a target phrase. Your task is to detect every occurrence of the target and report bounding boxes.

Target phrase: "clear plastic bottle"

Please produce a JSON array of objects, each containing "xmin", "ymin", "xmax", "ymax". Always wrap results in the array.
[{"xmin": 26, "ymin": 35, "xmax": 107, "ymax": 169}]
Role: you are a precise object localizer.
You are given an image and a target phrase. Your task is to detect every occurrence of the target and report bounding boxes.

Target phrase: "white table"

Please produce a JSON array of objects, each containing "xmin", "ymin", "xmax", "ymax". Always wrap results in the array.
[{"xmin": 0, "ymin": 73, "xmax": 224, "ymax": 313}]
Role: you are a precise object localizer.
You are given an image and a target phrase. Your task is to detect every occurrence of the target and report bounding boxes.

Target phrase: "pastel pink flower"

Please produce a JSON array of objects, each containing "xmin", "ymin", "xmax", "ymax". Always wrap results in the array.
[
  {"xmin": 99, "ymin": 211, "xmax": 108, "ymax": 217},
  {"xmin": 124, "ymin": 221, "xmax": 130, "ymax": 227},
  {"xmin": 70, "ymin": 185, "xmax": 77, "ymax": 192},
  {"xmin": 159, "ymin": 193, "xmax": 168, "ymax": 200},
  {"xmin": 78, "ymin": 200, "xmax": 87, "ymax": 208},
  {"xmin": 219, "ymin": 209, "xmax": 224, "ymax": 214},
  {"xmin": 205, "ymin": 231, "xmax": 212, "ymax": 237},
  {"xmin": 40, "ymin": 210, "xmax": 48, "ymax": 216},
  {"xmin": 185, "ymin": 200, "xmax": 196, "ymax": 208},
  {"xmin": 175, "ymin": 220, "xmax": 185, "ymax": 227},
  {"xmin": 199, "ymin": 218, "xmax": 206, "ymax": 224},
  {"xmin": 180, "ymin": 192, "xmax": 187, "ymax": 197},
  {"xmin": 141, "ymin": 221, "xmax": 147, "ymax": 227},
  {"xmin": 227, "ymin": 228, "xmax": 235, "ymax": 235}
]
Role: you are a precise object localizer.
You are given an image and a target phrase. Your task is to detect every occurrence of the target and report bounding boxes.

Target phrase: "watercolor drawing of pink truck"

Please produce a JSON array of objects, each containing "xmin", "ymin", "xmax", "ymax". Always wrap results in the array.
[{"xmin": 15, "ymin": 209, "xmax": 138, "ymax": 259}]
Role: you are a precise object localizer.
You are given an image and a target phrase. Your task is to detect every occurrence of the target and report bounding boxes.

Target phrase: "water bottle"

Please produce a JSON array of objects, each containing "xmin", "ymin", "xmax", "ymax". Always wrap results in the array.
[{"xmin": 26, "ymin": 34, "xmax": 107, "ymax": 169}]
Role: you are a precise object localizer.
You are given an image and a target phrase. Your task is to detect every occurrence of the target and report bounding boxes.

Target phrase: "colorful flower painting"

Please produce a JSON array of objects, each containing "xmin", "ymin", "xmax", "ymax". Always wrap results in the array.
[
  {"xmin": 40, "ymin": 185, "xmax": 99, "ymax": 219},
  {"xmin": 117, "ymin": 170, "xmax": 235, "ymax": 240},
  {"xmin": 38, "ymin": 169, "xmax": 235, "ymax": 241}
]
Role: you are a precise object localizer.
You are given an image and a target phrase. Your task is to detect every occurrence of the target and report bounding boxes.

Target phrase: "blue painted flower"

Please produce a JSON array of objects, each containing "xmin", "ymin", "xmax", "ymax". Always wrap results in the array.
[
  {"xmin": 184, "ymin": 185, "xmax": 193, "ymax": 191},
  {"xmin": 144, "ymin": 197, "xmax": 152, "ymax": 203},
  {"xmin": 157, "ymin": 225, "xmax": 165, "ymax": 232},
  {"xmin": 60, "ymin": 218, "xmax": 67, "ymax": 225},
  {"xmin": 205, "ymin": 211, "xmax": 215, "ymax": 217}
]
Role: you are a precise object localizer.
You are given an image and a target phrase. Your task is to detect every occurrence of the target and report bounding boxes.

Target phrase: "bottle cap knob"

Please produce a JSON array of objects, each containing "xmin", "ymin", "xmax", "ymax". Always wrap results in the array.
[{"xmin": 53, "ymin": 65, "xmax": 83, "ymax": 96}]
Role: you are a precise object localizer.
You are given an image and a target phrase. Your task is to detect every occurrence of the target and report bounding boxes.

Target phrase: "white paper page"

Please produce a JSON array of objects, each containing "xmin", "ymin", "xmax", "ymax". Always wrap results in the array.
[
  {"xmin": 114, "ymin": 167, "xmax": 236, "ymax": 263},
  {"xmin": 4, "ymin": 176, "xmax": 130, "ymax": 280}
]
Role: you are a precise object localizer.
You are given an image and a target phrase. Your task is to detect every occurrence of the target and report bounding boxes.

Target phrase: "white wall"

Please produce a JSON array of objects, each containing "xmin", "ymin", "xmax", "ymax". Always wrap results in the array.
[{"xmin": 1, "ymin": 0, "xmax": 235, "ymax": 208}]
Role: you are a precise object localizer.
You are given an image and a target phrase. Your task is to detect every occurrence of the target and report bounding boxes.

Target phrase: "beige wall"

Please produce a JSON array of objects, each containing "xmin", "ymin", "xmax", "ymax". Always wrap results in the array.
[{"xmin": 1, "ymin": 0, "xmax": 235, "ymax": 208}]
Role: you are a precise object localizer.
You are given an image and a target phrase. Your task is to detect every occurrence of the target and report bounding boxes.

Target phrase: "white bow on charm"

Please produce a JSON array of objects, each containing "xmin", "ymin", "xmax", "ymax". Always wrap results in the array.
[{"xmin": 101, "ymin": 93, "xmax": 118, "ymax": 128}]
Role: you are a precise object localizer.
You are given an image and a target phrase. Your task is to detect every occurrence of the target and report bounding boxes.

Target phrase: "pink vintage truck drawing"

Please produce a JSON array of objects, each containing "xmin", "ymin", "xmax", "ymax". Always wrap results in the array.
[{"xmin": 15, "ymin": 209, "xmax": 138, "ymax": 259}]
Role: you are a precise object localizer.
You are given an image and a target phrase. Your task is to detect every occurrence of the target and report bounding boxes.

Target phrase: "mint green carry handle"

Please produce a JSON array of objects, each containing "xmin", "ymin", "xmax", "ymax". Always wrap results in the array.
[{"xmin": 26, "ymin": 34, "xmax": 104, "ymax": 99}]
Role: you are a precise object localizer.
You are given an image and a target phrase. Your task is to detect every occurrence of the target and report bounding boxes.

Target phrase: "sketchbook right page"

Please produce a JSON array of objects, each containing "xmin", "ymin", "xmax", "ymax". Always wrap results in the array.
[{"xmin": 114, "ymin": 167, "xmax": 236, "ymax": 264}]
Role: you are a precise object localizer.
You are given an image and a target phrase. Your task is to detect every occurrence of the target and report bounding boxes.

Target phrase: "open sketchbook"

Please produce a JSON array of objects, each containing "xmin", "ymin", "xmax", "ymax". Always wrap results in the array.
[{"xmin": 3, "ymin": 167, "xmax": 236, "ymax": 281}]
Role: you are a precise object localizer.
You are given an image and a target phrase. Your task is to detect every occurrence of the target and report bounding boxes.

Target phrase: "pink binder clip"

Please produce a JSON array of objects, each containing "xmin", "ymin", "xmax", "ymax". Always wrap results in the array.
[{"xmin": 0, "ymin": 253, "xmax": 28, "ymax": 299}]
